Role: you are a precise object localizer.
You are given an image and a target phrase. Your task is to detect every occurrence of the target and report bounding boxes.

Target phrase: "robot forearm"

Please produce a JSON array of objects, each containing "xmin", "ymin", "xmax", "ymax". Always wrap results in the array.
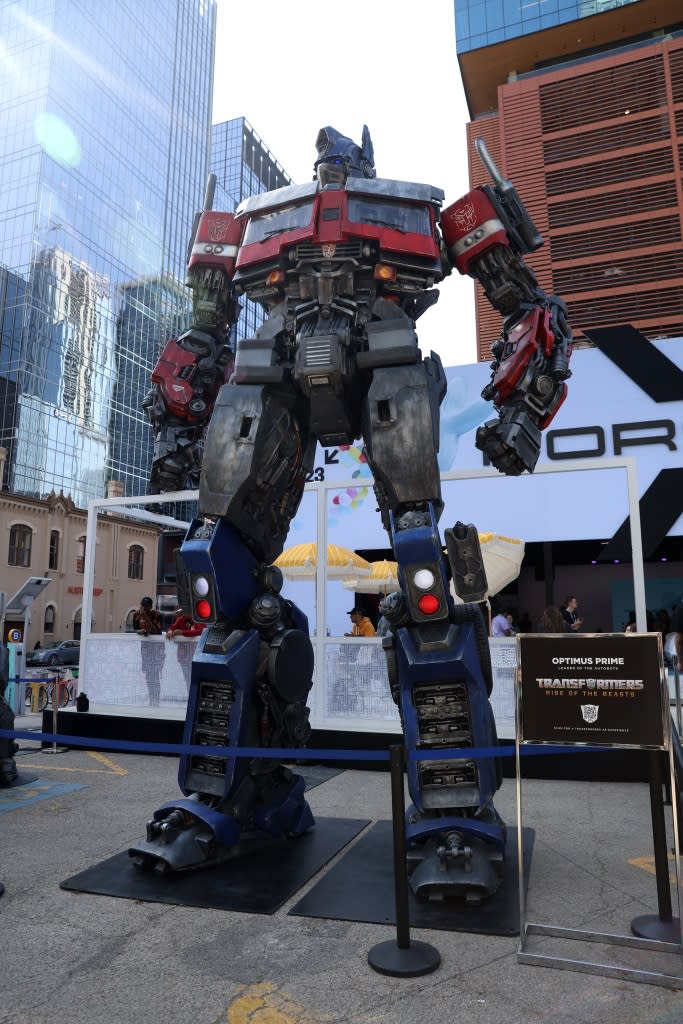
[
  {"xmin": 144, "ymin": 329, "xmax": 234, "ymax": 492},
  {"xmin": 475, "ymin": 295, "xmax": 572, "ymax": 475}
]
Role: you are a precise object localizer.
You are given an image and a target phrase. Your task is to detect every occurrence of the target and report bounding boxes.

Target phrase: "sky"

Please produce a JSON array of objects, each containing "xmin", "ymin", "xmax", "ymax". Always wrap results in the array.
[{"xmin": 211, "ymin": 0, "xmax": 478, "ymax": 366}]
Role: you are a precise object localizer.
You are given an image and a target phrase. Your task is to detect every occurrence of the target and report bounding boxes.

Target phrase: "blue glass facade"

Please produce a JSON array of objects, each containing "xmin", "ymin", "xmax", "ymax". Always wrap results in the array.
[
  {"xmin": 0, "ymin": 0, "xmax": 216, "ymax": 505},
  {"xmin": 455, "ymin": 0, "xmax": 642, "ymax": 52},
  {"xmin": 210, "ymin": 118, "xmax": 291, "ymax": 344}
]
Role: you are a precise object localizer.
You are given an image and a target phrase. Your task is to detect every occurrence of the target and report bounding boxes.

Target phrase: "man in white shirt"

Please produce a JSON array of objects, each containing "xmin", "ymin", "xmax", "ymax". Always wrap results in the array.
[{"xmin": 491, "ymin": 610, "xmax": 514, "ymax": 637}]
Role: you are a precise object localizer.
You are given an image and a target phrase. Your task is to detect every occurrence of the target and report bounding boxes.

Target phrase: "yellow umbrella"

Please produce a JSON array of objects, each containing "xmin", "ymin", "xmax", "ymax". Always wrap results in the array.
[
  {"xmin": 274, "ymin": 542, "xmax": 372, "ymax": 580},
  {"xmin": 343, "ymin": 559, "xmax": 399, "ymax": 595}
]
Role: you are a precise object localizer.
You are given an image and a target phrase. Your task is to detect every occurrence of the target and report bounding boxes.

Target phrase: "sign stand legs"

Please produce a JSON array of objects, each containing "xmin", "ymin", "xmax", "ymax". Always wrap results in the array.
[{"xmin": 631, "ymin": 750, "xmax": 680, "ymax": 942}]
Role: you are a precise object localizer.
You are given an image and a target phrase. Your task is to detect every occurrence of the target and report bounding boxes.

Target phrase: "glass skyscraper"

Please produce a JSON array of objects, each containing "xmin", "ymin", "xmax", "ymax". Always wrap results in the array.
[
  {"xmin": 210, "ymin": 117, "xmax": 291, "ymax": 344},
  {"xmin": 0, "ymin": 0, "xmax": 216, "ymax": 505},
  {"xmin": 456, "ymin": 0, "xmax": 641, "ymax": 53}
]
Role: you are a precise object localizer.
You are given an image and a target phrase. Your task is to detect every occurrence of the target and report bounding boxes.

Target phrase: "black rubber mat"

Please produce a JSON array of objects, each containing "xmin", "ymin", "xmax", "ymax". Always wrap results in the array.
[
  {"xmin": 297, "ymin": 765, "xmax": 343, "ymax": 791},
  {"xmin": 289, "ymin": 822, "xmax": 534, "ymax": 936},
  {"xmin": 60, "ymin": 817, "xmax": 370, "ymax": 915}
]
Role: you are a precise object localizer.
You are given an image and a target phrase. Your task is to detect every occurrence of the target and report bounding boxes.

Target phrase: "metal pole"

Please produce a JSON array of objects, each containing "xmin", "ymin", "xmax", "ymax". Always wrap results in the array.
[
  {"xmin": 42, "ymin": 668, "xmax": 67, "ymax": 755},
  {"xmin": 367, "ymin": 746, "xmax": 440, "ymax": 977},
  {"xmin": 389, "ymin": 744, "xmax": 411, "ymax": 949}
]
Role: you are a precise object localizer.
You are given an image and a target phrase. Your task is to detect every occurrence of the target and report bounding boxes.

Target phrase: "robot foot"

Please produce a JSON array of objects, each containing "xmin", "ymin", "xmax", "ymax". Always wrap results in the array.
[
  {"xmin": 0, "ymin": 757, "xmax": 18, "ymax": 787},
  {"xmin": 129, "ymin": 771, "xmax": 314, "ymax": 873},
  {"xmin": 408, "ymin": 830, "xmax": 505, "ymax": 905}
]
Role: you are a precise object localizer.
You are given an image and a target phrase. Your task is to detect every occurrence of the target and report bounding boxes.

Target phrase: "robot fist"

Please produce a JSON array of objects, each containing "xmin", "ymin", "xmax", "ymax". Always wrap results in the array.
[
  {"xmin": 149, "ymin": 435, "xmax": 202, "ymax": 493},
  {"xmin": 476, "ymin": 405, "xmax": 543, "ymax": 476}
]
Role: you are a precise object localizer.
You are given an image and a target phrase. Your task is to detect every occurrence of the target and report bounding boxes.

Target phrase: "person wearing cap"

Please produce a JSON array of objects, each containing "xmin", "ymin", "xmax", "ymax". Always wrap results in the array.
[
  {"xmin": 133, "ymin": 596, "xmax": 165, "ymax": 705},
  {"xmin": 133, "ymin": 596, "xmax": 162, "ymax": 637},
  {"xmin": 345, "ymin": 607, "xmax": 376, "ymax": 637}
]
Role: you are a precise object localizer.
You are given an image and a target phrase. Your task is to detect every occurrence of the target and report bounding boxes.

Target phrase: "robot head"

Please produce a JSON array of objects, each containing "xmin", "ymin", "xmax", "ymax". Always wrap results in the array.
[{"xmin": 314, "ymin": 125, "xmax": 375, "ymax": 185}]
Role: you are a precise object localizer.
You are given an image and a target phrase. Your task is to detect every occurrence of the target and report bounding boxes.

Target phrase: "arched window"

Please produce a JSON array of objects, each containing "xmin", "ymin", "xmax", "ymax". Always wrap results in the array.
[
  {"xmin": 125, "ymin": 608, "xmax": 137, "ymax": 633},
  {"xmin": 44, "ymin": 604, "xmax": 56, "ymax": 635},
  {"xmin": 49, "ymin": 530, "xmax": 60, "ymax": 570},
  {"xmin": 8, "ymin": 524, "xmax": 32, "ymax": 567},
  {"xmin": 128, "ymin": 544, "xmax": 144, "ymax": 580},
  {"xmin": 76, "ymin": 535, "xmax": 86, "ymax": 574}
]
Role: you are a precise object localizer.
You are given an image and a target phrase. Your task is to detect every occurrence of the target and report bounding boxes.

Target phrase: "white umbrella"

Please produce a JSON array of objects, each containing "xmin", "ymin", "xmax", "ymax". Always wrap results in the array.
[
  {"xmin": 451, "ymin": 532, "xmax": 525, "ymax": 603},
  {"xmin": 342, "ymin": 559, "xmax": 399, "ymax": 595}
]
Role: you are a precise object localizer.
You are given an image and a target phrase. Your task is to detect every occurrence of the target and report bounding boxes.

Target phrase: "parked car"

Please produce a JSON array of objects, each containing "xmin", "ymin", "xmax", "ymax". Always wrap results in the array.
[{"xmin": 26, "ymin": 640, "xmax": 80, "ymax": 667}]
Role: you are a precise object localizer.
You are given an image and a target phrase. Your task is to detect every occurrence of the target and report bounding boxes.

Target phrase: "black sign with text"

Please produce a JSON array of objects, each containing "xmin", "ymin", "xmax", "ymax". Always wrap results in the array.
[{"xmin": 518, "ymin": 633, "xmax": 667, "ymax": 749}]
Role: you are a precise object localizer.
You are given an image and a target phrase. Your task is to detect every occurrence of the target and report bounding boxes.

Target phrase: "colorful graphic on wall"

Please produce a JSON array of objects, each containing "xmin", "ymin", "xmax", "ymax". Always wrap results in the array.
[{"xmin": 328, "ymin": 445, "xmax": 372, "ymax": 528}]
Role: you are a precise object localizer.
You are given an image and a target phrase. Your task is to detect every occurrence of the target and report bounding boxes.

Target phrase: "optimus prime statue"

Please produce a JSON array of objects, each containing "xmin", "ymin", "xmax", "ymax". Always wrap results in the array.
[{"xmin": 130, "ymin": 126, "xmax": 571, "ymax": 903}]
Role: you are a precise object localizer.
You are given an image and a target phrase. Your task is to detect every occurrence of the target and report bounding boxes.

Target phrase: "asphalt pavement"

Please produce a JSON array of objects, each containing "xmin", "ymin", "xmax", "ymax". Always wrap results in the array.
[{"xmin": 2, "ymin": 714, "xmax": 683, "ymax": 1024}]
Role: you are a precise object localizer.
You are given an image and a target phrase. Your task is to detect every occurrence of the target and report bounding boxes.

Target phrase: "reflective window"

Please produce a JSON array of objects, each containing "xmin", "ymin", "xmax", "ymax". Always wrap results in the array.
[
  {"xmin": 8, "ymin": 524, "xmax": 32, "ymax": 567},
  {"xmin": 44, "ymin": 605, "xmax": 56, "ymax": 635},
  {"xmin": 76, "ymin": 535, "xmax": 86, "ymax": 575},
  {"xmin": 347, "ymin": 199, "xmax": 432, "ymax": 236},
  {"xmin": 242, "ymin": 202, "xmax": 314, "ymax": 245},
  {"xmin": 128, "ymin": 544, "xmax": 144, "ymax": 580},
  {"xmin": 49, "ymin": 530, "xmax": 60, "ymax": 570}
]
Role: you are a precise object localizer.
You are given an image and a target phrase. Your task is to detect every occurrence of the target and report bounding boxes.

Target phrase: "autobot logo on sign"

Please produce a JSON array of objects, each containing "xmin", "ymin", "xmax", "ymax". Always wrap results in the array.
[
  {"xmin": 518, "ymin": 633, "xmax": 666, "ymax": 749},
  {"xmin": 451, "ymin": 202, "xmax": 477, "ymax": 233},
  {"xmin": 322, "ymin": 243, "xmax": 336, "ymax": 258}
]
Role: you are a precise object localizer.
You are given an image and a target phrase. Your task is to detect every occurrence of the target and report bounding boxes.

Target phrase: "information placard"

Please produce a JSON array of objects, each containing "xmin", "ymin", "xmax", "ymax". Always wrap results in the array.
[{"xmin": 517, "ymin": 633, "xmax": 668, "ymax": 749}]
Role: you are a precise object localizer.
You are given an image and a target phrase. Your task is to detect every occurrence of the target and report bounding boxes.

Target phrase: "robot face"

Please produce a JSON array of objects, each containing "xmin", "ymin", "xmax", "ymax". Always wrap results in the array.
[{"xmin": 314, "ymin": 125, "xmax": 375, "ymax": 183}]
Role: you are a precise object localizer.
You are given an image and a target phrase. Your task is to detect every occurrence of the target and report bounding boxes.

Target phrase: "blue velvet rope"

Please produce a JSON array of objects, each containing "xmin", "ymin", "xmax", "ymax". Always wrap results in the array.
[{"xmin": 0, "ymin": 727, "xmax": 620, "ymax": 762}]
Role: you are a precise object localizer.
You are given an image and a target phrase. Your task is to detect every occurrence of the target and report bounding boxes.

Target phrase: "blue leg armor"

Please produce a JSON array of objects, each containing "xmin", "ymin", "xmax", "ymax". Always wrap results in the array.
[
  {"xmin": 383, "ymin": 505, "xmax": 505, "ymax": 903},
  {"xmin": 129, "ymin": 518, "xmax": 314, "ymax": 872}
]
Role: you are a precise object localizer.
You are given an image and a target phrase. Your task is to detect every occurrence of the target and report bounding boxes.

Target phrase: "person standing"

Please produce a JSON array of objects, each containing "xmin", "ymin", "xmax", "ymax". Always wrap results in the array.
[
  {"xmin": 345, "ymin": 607, "xmax": 376, "ymax": 637},
  {"xmin": 673, "ymin": 597, "xmax": 683, "ymax": 669},
  {"xmin": 166, "ymin": 612, "xmax": 204, "ymax": 692},
  {"xmin": 540, "ymin": 606, "xmax": 567, "ymax": 633},
  {"xmin": 561, "ymin": 595, "xmax": 583, "ymax": 632},
  {"xmin": 491, "ymin": 608, "xmax": 514, "ymax": 637},
  {"xmin": 133, "ymin": 596, "xmax": 165, "ymax": 705}
]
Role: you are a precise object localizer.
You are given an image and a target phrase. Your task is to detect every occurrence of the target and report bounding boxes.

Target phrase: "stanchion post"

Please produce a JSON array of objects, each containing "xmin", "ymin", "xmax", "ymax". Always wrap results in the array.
[
  {"xmin": 42, "ymin": 668, "xmax": 67, "ymax": 755},
  {"xmin": 367, "ymin": 744, "xmax": 441, "ymax": 977},
  {"xmin": 631, "ymin": 749, "xmax": 680, "ymax": 941}
]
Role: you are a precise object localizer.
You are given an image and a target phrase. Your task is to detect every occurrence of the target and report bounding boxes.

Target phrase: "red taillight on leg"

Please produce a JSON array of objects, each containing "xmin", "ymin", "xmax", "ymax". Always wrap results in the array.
[
  {"xmin": 417, "ymin": 593, "xmax": 440, "ymax": 615},
  {"xmin": 195, "ymin": 599, "xmax": 212, "ymax": 620}
]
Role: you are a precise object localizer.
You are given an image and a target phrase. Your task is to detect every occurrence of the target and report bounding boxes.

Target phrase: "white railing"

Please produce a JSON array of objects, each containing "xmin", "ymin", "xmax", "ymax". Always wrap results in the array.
[{"xmin": 79, "ymin": 632, "xmax": 520, "ymax": 736}]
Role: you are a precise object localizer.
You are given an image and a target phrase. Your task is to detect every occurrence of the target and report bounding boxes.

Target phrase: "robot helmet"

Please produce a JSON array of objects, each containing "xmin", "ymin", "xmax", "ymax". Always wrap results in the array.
[{"xmin": 314, "ymin": 125, "xmax": 375, "ymax": 185}]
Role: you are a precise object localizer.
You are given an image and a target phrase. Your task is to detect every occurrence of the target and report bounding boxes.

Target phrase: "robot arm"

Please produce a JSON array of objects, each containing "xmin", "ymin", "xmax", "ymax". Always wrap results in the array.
[
  {"xmin": 144, "ymin": 189, "xmax": 243, "ymax": 493},
  {"xmin": 440, "ymin": 140, "xmax": 572, "ymax": 475},
  {"xmin": 143, "ymin": 329, "xmax": 234, "ymax": 492}
]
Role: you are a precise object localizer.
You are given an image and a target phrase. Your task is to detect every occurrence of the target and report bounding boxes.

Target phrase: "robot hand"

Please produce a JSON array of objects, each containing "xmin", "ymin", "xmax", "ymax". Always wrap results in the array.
[{"xmin": 476, "ymin": 295, "xmax": 572, "ymax": 475}]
